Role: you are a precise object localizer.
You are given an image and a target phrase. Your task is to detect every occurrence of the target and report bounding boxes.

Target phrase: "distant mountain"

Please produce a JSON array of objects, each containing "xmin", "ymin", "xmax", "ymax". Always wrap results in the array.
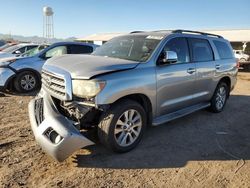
[{"xmin": 0, "ymin": 33, "xmax": 77, "ymax": 44}]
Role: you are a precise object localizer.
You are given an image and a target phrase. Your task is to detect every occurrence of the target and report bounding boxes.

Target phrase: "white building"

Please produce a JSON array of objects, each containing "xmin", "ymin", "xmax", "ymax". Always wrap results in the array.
[
  {"xmin": 76, "ymin": 32, "xmax": 125, "ymax": 45},
  {"xmin": 77, "ymin": 29, "xmax": 250, "ymax": 54}
]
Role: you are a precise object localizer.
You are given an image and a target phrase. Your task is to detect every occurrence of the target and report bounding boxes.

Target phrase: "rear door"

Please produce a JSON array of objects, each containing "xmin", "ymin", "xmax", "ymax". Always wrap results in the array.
[
  {"xmin": 156, "ymin": 37, "xmax": 196, "ymax": 116},
  {"xmin": 188, "ymin": 38, "xmax": 216, "ymax": 103}
]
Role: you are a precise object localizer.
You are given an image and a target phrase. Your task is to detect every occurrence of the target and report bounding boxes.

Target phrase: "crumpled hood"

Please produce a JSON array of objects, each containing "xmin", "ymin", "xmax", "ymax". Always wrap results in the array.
[{"xmin": 45, "ymin": 54, "xmax": 140, "ymax": 79}]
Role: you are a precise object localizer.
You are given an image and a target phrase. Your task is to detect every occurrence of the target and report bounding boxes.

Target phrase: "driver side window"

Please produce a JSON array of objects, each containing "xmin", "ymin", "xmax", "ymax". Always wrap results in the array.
[
  {"xmin": 45, "ymin": 46, "xmax": 67, "ymax": 58},
  {"xmin": 13, "ymin": 47, "xmax": 26, "ymax": 54},
  {"xmin": 162, "ymin": 37, "xmax": 190, "ymax": 64}
]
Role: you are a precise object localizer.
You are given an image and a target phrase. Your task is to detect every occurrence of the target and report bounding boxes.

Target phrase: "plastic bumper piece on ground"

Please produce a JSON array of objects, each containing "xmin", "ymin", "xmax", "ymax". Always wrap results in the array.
[{"xmin": 28, "ymin": 94, "xmax": 94, "ymax": 162}]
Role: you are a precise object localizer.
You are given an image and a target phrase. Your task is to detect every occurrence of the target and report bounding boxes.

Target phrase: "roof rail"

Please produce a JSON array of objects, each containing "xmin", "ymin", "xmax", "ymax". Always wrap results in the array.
[
  {"xmin": 172, "ymin": 30, "xmax": 223, "ymax": 38},
  {"xmin": 130, "ymin": 31, "xmax": 145, "ymax": 34},
  {"xmin": 152, "ymin": 30, "xmax": 172, "ymax": 32}
]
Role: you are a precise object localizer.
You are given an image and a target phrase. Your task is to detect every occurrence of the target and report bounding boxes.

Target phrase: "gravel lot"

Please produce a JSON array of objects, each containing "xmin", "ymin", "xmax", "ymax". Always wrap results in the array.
[{"xmin": 0, "ymin": 72, "xmax": 250, "ymax": 188}]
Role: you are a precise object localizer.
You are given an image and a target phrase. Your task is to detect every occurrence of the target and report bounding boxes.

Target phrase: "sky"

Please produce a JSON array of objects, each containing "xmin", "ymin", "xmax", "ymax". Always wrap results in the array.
[{"xmin": 0, "ymin": 0, "xmax": 250, "ymax": 39}]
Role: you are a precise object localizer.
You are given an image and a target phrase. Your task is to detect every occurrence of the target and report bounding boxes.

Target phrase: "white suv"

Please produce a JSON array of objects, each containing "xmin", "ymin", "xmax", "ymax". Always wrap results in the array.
[{"xmin": 234, "ymin": 50, "xmax": 249, "ymax": 63}]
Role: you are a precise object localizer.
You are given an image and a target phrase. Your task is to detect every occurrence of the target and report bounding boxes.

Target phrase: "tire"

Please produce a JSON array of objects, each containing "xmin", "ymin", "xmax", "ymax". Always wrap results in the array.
[
  {"xmin": 14, "ymin": 71, "xmax": 40, "ymax": 93},
  {"xmin": 98, "ymin": 99, "xmax": 147, "ymax": 153},
  {"xmin": 209, "ymin": 82, "xmax": 229, "ymax": 113},
  {"xmin": 240, "ymin": 58, "xmax": 247, "ymax": 62},
  {"xmin": 242, "ymin": 64, "xmax": 250, "ymax": 71}
]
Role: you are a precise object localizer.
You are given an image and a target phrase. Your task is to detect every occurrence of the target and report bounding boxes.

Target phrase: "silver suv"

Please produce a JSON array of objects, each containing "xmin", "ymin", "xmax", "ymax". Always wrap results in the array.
[{"xmin": 29, "ymin": 30, "xmax": 238, "ymax": 161}]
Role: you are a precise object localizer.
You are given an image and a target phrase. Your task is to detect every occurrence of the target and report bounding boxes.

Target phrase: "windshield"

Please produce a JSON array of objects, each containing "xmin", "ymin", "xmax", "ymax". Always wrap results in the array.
[
  {"xmin": 92, "ymin": 35, "xmax": 162, "ymax": 62},
  {"xmin": 21, "ymin": 45, "xmax": 49, "ymax": 57}
]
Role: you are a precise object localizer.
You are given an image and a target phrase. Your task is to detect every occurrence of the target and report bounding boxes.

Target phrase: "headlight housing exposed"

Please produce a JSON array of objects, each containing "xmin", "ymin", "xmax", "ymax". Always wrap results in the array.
[{"xmin": 72, "ymin": 80, "xmax": 106, "ymax": 99}]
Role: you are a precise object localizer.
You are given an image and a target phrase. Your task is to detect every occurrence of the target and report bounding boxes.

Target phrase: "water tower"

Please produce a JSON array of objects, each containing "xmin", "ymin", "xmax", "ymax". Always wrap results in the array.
[{"xmin": 43, "ymin": 6, "xmax": 54, "ymax": 39}]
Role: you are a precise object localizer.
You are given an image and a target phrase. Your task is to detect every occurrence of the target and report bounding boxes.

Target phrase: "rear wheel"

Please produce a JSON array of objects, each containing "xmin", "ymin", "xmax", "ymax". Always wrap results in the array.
[
  {"xmin": 240, "ymin": 58, "xmax": 247, "ymax": 63},
  {"xmin": 210, "ymin": 82, "xmax": 229, "ymax": 113},
  {"xmin": 14, "ymin": 71, "xmax": 40, "ymax": 93},
  {"xmin": 98, "ymin": 99, "xmax": 147, "ymax": 153}
]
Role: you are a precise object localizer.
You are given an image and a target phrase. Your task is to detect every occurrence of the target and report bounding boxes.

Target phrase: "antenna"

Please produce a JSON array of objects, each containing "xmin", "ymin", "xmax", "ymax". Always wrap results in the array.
[{"xmin": 43, "ymin": 6, "xmax": 54, "ymax": 40}]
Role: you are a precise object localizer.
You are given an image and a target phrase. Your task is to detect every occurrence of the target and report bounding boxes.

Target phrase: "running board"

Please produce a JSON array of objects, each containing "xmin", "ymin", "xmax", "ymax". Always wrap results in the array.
[{"xmin": 152, "ymin": 102, "xmax": 211, "ymax": 126}]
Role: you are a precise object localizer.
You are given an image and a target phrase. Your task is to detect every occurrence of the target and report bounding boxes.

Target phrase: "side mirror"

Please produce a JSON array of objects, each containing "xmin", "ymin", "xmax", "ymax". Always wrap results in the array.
[
  {"xmin": 14, "ymin": 50, "xmax": 21, "ymax": 54},
  {"xmin": 159, "ymin": 51, "xmax": 178, "ymax": 65}
]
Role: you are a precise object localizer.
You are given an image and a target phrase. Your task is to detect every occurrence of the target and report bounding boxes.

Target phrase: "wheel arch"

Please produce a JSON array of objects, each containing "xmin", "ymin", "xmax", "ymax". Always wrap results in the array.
[
  {"xmin": 15, "ymin": 68, "xmax": 41, "ymax": 79},
  {"xmin": 218, "ymin": 76, "xmax": 231, "ymax": 97},
  {"xmin": 112, "ymin": 93, "xmax": 153, "ymax": 125},
  {"xmin": 6, "ymin": 68, "xmax": 41, "ymax": 91}
]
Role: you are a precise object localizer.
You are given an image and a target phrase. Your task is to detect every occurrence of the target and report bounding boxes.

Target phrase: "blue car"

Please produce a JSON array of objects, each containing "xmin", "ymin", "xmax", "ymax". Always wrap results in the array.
[{"xmin": 0, "ymin": 42, "xmax": 98, "ymax": 93}]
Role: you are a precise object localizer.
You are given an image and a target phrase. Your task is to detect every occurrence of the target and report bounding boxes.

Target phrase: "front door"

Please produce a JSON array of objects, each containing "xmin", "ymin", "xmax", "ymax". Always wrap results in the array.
[{"xmin": 156, "ymin": 37, "xmax": 196, "ymax": 116}]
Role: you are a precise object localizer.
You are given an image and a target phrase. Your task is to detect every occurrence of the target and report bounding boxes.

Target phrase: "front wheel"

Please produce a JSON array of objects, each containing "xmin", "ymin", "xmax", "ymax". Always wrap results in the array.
[
  {"xmin": 98, "ymin": 99, "xmax": 147, "ymax": 153},
  {"xmin": 209, "ymin": 82, "xmax": 229, "ymax": 113},
  {"xmin": 14, "ymin": 71, "xmax": 40, "ymax": 93}
]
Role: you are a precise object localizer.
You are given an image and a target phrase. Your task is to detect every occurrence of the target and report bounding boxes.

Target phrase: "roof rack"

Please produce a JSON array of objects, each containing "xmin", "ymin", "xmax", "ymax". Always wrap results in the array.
[
  {"xmin": 172, "ymin": 29, "xmax": 223, "ymax": 38},
  {"xmin": 130, "ymin": 31, "xmax": 145, "ymax": 34},
  {"xmin": 152, "ymin": 30, "xmax": 172, "ymax": 32}
]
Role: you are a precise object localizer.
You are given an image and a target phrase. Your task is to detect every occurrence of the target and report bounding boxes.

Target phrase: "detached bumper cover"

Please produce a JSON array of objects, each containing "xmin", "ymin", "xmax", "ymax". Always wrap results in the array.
[
  {"xmin": 0, "ymin": 67, "xmax": 15, "ymax": 88},
  {"xmin": 28, "ymin": 92, "xmax": 94, "ymax": 162}
]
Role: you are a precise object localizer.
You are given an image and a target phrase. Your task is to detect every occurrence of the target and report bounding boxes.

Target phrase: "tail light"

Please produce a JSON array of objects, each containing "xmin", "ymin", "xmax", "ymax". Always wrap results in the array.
[{"xmin": 236, "ymin": 58, "xmax": 240, "ymax": 68}]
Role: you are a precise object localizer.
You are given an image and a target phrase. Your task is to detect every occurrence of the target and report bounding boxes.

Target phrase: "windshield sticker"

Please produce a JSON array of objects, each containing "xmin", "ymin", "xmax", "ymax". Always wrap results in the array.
[{"xmin": 146, "ymin": 35, "xmax": 163, "ymax": 40}]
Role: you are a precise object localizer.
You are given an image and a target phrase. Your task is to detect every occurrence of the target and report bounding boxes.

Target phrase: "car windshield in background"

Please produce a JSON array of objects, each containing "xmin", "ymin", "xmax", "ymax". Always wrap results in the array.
[
  {"xmin": 92, "ymin": 35, "xmax": 163, "ymax": 62},
  {"xmin": 21, "ymin": 45, "xmax": 49, "ymax": 57},
  {"xmin": 2, "ymin": 45, "xmax": 20, "ymax": 53},
  {"xmin": 0, "ymin": 43, "xmax": 11, "ymax": 50}
]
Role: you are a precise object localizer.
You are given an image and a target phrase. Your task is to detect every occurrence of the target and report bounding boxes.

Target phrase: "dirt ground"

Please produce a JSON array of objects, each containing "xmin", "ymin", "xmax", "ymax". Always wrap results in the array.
[{"xmin": 0, "ymin": 72, "xmax": 250, "ymax": 188}]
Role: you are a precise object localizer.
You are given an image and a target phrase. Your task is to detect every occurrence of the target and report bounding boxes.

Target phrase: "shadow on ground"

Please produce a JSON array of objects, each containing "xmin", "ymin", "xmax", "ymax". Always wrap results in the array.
[
  {"xmin": 0, "ymin": 90, "xmax": 38, "ymax": 97},
  {"xmin": 73, "ymin": 95, "xmax": 250, "ymax": 169},
  {"xmin": 239, "ymin": 64, "xmax": 250, "ymax": 72}
]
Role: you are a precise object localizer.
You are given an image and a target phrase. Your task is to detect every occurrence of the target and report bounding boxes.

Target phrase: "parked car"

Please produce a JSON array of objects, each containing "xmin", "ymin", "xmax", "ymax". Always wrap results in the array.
[
  {"xmin": 234, "ymin": 50, "xmax": 249, "ymax": 63},
  {"xmin": 0, "ymin": 40, "xmax": 6, "ymax": 47},
  {"xmin": 28, "ymin": 30, "xmax": 238, "ymax": 162},
  {"xmin": 0, "ymin": 42, "xmax": 98, "ymax": 92},
  {"xmin": 0, "ymin": 43, "xmax": 38, "ymax": 59},
  {"xmin": 0, "ymin": 42, "xmax": 18, "ymax": 51}
]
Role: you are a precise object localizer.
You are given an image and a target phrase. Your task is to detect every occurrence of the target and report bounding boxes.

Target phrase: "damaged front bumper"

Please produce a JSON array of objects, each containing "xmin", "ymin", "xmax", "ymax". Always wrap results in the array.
[{"xmin": 28, "ymin": 90, "xmax": 94, "ymax": 162}]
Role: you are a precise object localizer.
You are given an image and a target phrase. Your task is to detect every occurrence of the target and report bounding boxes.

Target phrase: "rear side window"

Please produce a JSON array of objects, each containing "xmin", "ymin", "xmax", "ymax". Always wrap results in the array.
[
  {"xmin": 189, "ymin": 38, "xmax": 214, "ymax": 62},
  {"xmin": 69, "ymin": 45, "xmax": 93, "ymax": 54},
  {"xmin": 45, "ymin": 46, "xmax": 67, "ymax": 58},
  {"xmin": 213, "ymin": 40, "xmax": 233, "ymax": 59}
]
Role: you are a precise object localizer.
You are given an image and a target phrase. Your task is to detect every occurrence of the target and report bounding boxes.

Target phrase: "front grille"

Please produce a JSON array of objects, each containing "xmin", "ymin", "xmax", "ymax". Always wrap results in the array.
[
  {"xmin": 42, "ymin": 70, "xmax": 67, "ymax": 100},
  {"xmin": 34, "ymin": 98, "xmax": 44, "ymax": 126}
]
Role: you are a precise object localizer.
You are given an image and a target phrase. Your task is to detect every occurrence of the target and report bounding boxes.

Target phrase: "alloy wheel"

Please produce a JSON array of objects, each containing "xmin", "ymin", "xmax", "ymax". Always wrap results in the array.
[
  {"xmin": 20, "ymin": 74, "xmax": 36, "ymax": 91},
  {"xmin": 114, "ymin": 109, "xmax": 142, "ymax": 147},
  {"xmin": 215, "ymin": 86, "xmax": 227, "ymax": 110}
]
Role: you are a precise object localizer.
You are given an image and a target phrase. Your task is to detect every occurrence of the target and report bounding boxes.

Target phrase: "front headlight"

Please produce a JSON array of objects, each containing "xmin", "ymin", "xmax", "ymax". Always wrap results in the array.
[{"xmin": 72, "ymin": 80, "xmax": 106, "ymax": 99}]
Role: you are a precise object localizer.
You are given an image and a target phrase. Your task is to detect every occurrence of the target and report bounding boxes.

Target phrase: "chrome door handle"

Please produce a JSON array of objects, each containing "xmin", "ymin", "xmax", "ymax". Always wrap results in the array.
[
  {"xmin": 187, "ymin": 68, "xmax": 196, "ymax": 74},
  {"xmin": 215, "ymin": 64, "xmax": 221, "ymax": 69}
]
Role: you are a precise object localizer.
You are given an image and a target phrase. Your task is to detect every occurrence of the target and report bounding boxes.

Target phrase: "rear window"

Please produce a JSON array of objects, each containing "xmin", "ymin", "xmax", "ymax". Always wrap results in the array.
[
  {"xmin": 213, "ymin": 40, "xmax": 233, "ymax": 59},
  {"xmin": 189, "ymin": 38, "xmax": 214, "ymax": 62}
]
